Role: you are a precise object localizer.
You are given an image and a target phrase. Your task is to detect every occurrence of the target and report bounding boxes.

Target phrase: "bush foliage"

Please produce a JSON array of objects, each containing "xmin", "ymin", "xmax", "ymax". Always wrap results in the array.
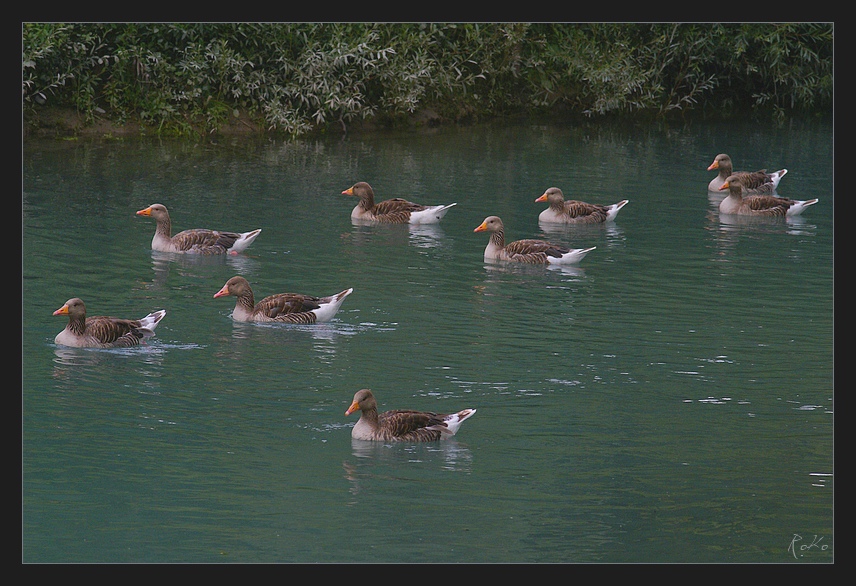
[{"xmin": 22, "ymin": 23, "xmax": 833, "ymax": 137}]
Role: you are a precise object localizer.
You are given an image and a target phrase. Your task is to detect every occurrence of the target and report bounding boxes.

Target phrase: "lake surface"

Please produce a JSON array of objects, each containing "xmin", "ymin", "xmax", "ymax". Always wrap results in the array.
[{"xmin": 22, "ymin": 117, "xmax": 833, "ymax": 563}]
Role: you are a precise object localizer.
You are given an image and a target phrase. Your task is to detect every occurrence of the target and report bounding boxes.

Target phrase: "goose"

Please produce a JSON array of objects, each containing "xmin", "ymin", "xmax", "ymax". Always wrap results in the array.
[
  {"xmin": 341, "ymin": 182, "xmax": 456, "ymax": 224},
  {"xmin": 707, "ymin": 153, "xmax": 787, "ymax": 193},
  {"xmin": 136, "ymin": 203, "xmax": 261, "ymax": 255},
  {"xmin": 719, "ymin": 175, "xmax": 818, "ymax": 217},
  {"xmin": 345, "ymin": 389, "xmax": 476, "ymax": 442},
  {"xmin": 53, "ymin": 297, "xmax": 166, "ymax": 348},
  {"xmin": 213, "ymin": 276, "xmax": 353, "ymax": 324},
  {"xmin": 535, "ymin": 187, "xmax": 629, "ymax": 224},
  {"xmin": 473, "ymin": 216, "xmax": 596, "ymax": 264}
]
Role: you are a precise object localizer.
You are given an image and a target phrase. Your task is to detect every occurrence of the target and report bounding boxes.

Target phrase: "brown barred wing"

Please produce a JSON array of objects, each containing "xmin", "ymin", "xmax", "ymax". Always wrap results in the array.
[
  {"xmin": 85, "ymin": 316, "xmax": 148, "ymax": 347},
  {"xmin": 564, "ymin": 200, "xmax": 610, "ymax": 223},
  {"xmin": 733, "ymin": 170, "xmax": 775, "ymax": 191},
  {"xmin": 254, "ymin": 293, "xmax": 322, "ymax": 322},
  {"xmin": 377, "ymin": 410, "xmax": 447, "ymax": 442},
  {"xmin": 368, "ymin": 198, "xmax": 425, "ymax": 223},
  {"xmin": 744, "ymin": 195, "xmax": 792, "ymax": 216},
  {"xmin": 505, "ymin": 238, "xmax": 569, "ymax": 261},
  {"xmin": 170, "ymin": 229, "xmax": 231, "ymax": 253}
]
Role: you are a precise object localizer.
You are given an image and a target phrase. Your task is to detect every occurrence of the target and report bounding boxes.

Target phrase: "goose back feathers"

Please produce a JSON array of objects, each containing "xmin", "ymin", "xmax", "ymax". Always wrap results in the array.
[
  {"xmin": 345, "ymin": 389, "xmax": 476, "ymax": 442},
  {"xmin": 536, "ymin": 187, "xmax": 628, "ymax": 224},
  {"xmin": 53, "ymin": 297, "xmax": 166, "ymax": 348},
  {"xmin": 474, "ymin": 216, "xmax": 595, "ymax": 264},
  {"xmin": 136, "ymin": 203, "xmax": 261, "ymax": 255},
  {"xmin": 214, "ymin": 276, "xmax": 352, "ymax": 324},
  {"xmin": 342, "ymin": 182, "xmax": 456, "ymax": 224}
]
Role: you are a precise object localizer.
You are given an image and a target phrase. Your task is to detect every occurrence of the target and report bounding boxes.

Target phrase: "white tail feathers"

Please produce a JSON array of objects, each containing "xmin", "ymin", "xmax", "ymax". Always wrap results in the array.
[
  {"xmin": 439, "ymin": 408, "xmax": 477, "ymax": 436},
  {"xmin": 410, "ymin": 203, "xmax": 457, "ymax": 224},
  {"xmin": 607, "ymin": 200, "xmax": 629, "ymax": 222},
  {"xmin": 138, "ymin": 309, "xmax": 166, "ymax": 338},
  {"xmin": 787, "ymin": 199, "xmax": 818, "ymax": 216},
  {"xmin": 770, "ymin": 169, "xmax": 788, "ymax": 189},
  {"xmin": 547, "ymin": 246, "xmax": 596, "ymax": 265},
  {"xmin": 230, "ymin": 229, "xmax": 262, "ymax": 254},
  {"xmin": 312, "ymin": 288, "xmax": 354, "ymax": 323}
]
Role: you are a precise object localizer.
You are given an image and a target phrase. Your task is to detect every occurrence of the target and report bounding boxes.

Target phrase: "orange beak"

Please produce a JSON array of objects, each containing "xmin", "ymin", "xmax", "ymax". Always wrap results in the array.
[
  {"xmin": 341, "ymin": 187, "xmax": 354, "ymax": 196},
  {"xmin": 473, "ymin": 222, "xmax": 487, "ymax": 233},
  {"xmin": 213, "ymin": 284, "xmax": 230, "ymax": 298},
  {"xmin": 52, "ymin": 304, "xmax": 69, "ymax": 316},
  {"xmin": 136, "ymin": 207, "xmax": 152, "ymax": 216},
  {"xmin": 707, "ymin": 160, "xmax": 719, "ymax": 171},
  {"xmin": 719, "ymin": 182, "xmax": 730, "ymax": 191},
  {"xmin": 345, "ymin": 401, "xmax": 359, "ymax": 416},
  {"xmin": 535, "ymin": 193, "xmax": 548, "ymax": 203}
]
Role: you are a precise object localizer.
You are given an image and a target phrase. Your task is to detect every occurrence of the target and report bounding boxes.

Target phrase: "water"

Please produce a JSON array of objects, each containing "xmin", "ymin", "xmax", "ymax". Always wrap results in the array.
[{"xmin": 22, "ymin": 117, "xmax": 833, "ymax": 563}]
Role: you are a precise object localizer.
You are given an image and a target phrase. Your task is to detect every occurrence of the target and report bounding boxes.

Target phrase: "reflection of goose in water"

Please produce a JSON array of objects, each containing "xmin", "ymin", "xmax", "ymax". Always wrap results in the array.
[
  {"xmin": 709, "ymin": 210, "xmax": 818, "ymax": 258},
  {"xmin": 348, "ymin": 216, "xmax": 448, "ymax": 250},
  {"xmin": 539, "ymin": 215, "xmax": 625, "ymax": 236},
  {"xmin": 716, "ymin": 209, "xmax": 817, "ymax": 236},
  {"xmin": 52, "ymin": 342, "xmax": 170, "ymax": 371},
  {"xmin": 545, "ymin": 263, "xmax": 588, "ymax": 278},
  {"xmin": 408, "ymin": 223, "xmax": 447, "ymax": 249},
  {"xmin": 344, "ymin": 436, "xmax": 474, "ymax": 496},
  {"xmin": 146, "ymin": 249, "xmax": 260, "ymax": 290},
  {"xmin": 481, "ymin": 257, "xmax": 587, "ymax": 280},
  {"xmin": 537, "ymin": 220, "xmax": 626, "ymax": 254},
  {"xmin": 223, "ymin": 319, "xmax": 360, "ymax": 350},
  {"xmin": 53, "ymin": 345, "xmax": 102, "ymax": 366},
  {"xmin": 350, "ymin": 436, "xmax": 474, "ymax": 466},
  {"xmin": 51, "ymin": 344, "xmax": 168, "ymax": 388}
]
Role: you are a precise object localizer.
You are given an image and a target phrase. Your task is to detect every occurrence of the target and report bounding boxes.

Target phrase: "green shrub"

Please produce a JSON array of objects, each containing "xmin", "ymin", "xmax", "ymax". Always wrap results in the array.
[{"xmin": 22, "ymin": 22, "xmax": 833, "ymax": 137}]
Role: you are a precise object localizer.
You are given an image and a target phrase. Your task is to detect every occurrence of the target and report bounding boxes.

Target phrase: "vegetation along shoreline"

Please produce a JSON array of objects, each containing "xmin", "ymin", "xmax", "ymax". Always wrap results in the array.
[{"xmin": 23, "ymin": 23, "xmax": 833, "ymax": 140}]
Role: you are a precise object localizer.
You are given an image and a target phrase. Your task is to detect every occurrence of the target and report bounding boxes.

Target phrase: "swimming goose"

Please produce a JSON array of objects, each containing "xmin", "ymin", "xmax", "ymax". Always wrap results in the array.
[
  {"xmin": 341, "ymin": 182, "xmax": 456, "ymax": 224},
  {"xmin": 345, "ymin": 389, "xmax": 476, "ymax": 442},
  {"xmin": 53, "ymin": 298, "xmax": 166, "ymax": 348},
  {"xmin": 136, "ymin": 203, "xmax": 261, "ymax": 255},
  {"xmin": 535, "ymin": 187, "xmax": 629, "ymax": 224},
  {"xmin": 474, "ymin": 216, "xmax": 596, "ymax": 264},
  {"xmin": 719, "ymin": 175, "xmax": 818, "ymax": 217},
  {"xmin": 707, "ymin": 153, "xmax": 787, "ymax": 193},
  {"xmin": 213, "ymin": 276, "xmax": 353, "ymax": 324}
]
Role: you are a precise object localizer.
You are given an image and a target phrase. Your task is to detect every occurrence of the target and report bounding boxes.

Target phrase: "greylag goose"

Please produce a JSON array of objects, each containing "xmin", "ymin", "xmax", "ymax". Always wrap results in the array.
[
  {"xmin": 707, "ymin": 153, "xmax": 787, "ymax": 193},
  {"xmin": 136, "ymin": 203, "xmax": 261, "ymax": 255},
  {"xmin": 719, "ymin": 175, "xmax": 818, "ymax": 217},
  {"xmin": 474, "ymin": 216, "xmax": 596, "ymax": 264},
  {"xmin": 535, "ymin": 187, "xmax": 629, "ymax": 224},
  {"xmin": 345, "ymin": 389, "xmax": 476, "ymax": 442},
  {"xmin": 52, "ymin": 298, "xmax": 166, "ymax": 348},
  {"xmin": 213, "ymin": 276, "xmax": 353, "ymax": 324},
  {"xmin": 341, "ymin": 182, "xmax": 456, "ymax": 224}
]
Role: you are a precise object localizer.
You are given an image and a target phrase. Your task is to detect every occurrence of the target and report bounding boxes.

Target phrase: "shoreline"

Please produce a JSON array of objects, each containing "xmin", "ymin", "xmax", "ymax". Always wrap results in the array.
[{"xmin": 22, "ymin": 106, "xmax": 449, "ymax": 141}]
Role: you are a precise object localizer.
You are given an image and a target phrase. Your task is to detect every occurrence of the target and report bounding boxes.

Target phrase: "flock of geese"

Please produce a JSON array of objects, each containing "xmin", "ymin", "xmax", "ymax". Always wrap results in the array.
[
  {"xmin": 707, "ymin": 153, "xmax": 818, "ymax": 216},
  {"xmin": 51, "ymin": 153, "xmax": 819, "ymax": 442}
]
